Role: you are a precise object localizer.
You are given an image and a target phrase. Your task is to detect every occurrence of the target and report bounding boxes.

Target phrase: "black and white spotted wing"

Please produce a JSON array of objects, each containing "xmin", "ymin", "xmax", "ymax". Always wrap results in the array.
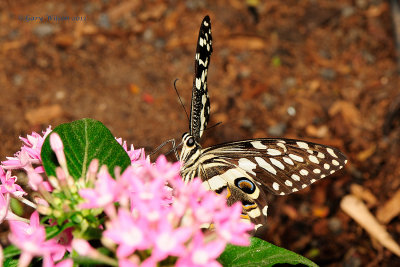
[
  {"xmin": 200, "ymin": 138, "xmax": 347, "ymax": 196},
  {"xmin": 189, "ymin": 15, "xmax": 212, "ymax": 142},
  {"xmin": 179, "ymin": 16, "xmax": 347, "ymax": 230}
]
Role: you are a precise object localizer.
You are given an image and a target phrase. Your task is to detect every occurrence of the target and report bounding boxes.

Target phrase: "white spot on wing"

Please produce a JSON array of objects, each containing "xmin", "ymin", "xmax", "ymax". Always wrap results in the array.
[
  {"xmin": 238, "ymin": 158, "xmax": 257, "ymax": 176},
  {"xmin": 255, "ymin": 157, "xmax": 276, "ymax": 174},
  {"xmin": 267, "ymin": 149, "xmax": 281, "ymax": 156},
  {"xmin": 297, "ymin": 141, "xmax": 309, "ymax": 149},
  {"xmin": 272, "ymin": 182, "xmax": 280, "ymax": 191},
  {"xmin": 262, "ymin": 205, "xmax": 268, "ymax": 216},
  {"xmin": 285, "ymin": 180, "xmax": 293, "ymax": 187},
  {"xmin": 283, "ymin": 157, "xmax": 294, "ymax": 165},
  {"xmin": 313, "ymin": 168, "xmax": 321, "ymax": 174},
  {"xmin": 317, "ymin": 152, "xmax": 325, "ymax": 158},
  {"xmin": 291, "ymin": 174, "xmax": 300, "ymax": 181},
  {"xmin": 289, "ymin": 154, "xmax": 304, "ymax": 162},
  {"xmin": 332, "ymin": 159, "xmax": 339, "ymax": 166},
  {"xmin": 199, "ymin": 37, "xmax": 204, "ymax": 47},
  {"xmin": 248, "ymin": 208, "xmax": 261, "ymax": 218},
  {"xmin": 251, "ymin": 141, "xmax": 267, "ymax": 149},
  {"xmin": 300, "ymin": 169, "xmax": 309, "ymax": 176},
  {"xmin": 309, "ymin": 155, "xmax": 319, "ymax": 164},
  {"xmin": 277, "ymin": 142, "xmax": 287, "ymax": 152},
  {"xmin": 196, "ymin": 78, "xmax": 201, "ymax": 89},
  {"xmin": 270, "ymin": 158, "xmax": 285, "ymax": 170},
  {"xmin": 324, "ymin": 163, "xmax": 330, "ymax": 170},
  {"xmin": 327, "ymin": 148, "xmax": 338, "ymax": 158},
  {"xmin": 201, "ymin": 69, "xmax": 206, "ymax": 83}
]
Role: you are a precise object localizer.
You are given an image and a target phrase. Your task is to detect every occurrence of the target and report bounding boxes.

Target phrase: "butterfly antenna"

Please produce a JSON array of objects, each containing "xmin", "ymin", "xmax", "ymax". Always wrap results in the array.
[
  {"xmin": 206, "ymin": 122, "xmax": 222, "ymax": 131},
  {"xmin": 199, "ymin": 122, "xmax": 222, "ymax": 136},
  {"xmin": 174, "ymin": 79, "xmax": 190, "ymax": 122}
]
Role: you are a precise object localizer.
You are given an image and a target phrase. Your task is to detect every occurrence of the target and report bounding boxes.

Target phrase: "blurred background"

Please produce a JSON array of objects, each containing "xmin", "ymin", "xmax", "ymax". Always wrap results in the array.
[{"xmin": 1, "ymin": 0, "xmax": 400, "ymax": 265}]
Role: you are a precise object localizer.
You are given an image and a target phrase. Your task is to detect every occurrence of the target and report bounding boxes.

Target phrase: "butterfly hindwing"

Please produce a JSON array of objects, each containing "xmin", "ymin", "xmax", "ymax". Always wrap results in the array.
[
  {"xmin": 199, "ymin": 162, "xmax": 270, "ymax": 228},
  {"xmin": 189, "ymin": 15, "xmax": 212, "ymax": 141}
]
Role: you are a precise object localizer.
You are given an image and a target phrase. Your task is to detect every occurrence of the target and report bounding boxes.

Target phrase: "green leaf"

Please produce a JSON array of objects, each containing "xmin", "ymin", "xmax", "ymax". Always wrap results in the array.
[
  {"xmin": 3, "ymin": 245, "xmax": 20, "ymax": 259},
  {"xmin": 3, "ymin": 258, "xmax": 18, "ymax": 267},
  {"xmin": 41, "ymin": 118, "xmax": 131, "ymax": 180},
  {"xmin": 45, "ymin": 221, "xmax": 76, "ymax": 240},
  {"xmin": 218, "ymin": 237, "xmax": 318, "ymax": 267}
]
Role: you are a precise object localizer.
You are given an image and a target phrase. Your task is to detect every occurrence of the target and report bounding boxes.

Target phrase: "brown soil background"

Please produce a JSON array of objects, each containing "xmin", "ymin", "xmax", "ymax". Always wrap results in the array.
[{"xmin": 1, "ymin": 0, "xmax": 400, "ymax": 266}]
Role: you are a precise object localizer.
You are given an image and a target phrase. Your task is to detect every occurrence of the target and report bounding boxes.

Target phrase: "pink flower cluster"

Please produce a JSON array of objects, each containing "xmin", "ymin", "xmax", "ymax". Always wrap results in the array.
[
  {"xmin": 0, "ymin": 129, "xmax": 253, "ymax": 267},
  {"xmin": 78, "ymin": 156, "xmax": 253, "ymax": 266},
  {"xmin": 2, "ymin": 127, "xmax": 52, "ymax": 174}
]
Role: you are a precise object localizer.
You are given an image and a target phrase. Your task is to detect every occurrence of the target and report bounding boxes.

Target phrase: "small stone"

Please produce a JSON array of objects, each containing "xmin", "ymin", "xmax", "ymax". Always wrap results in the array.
[
  {"xmin": 281, "ymin": 77, "xmax": 297, "ymax": 92},
  {"xmin": 342, "ymin": 6, "xmax": 355, "ymax": 17},
  {"xmin": 268, "ymin": 122, "xmax": 287, "ymax": 136},
  {"xmin": 287, "ymin": 106, "xmax": 296, "ymax": 116},
  {"xmin": 97, "ymin": 13, "xmax": 110, "ymax": 29},
  {"xmin": 84, "ymin": 2, "xmax": 101, "ymax": 14},
  {"xmin": 55, "ymin": 90, "xmax": 66, "ymax": 100},
  {"xmin": 356, "ymin": 0, "xmax": 368, "ymax": 9},
  {"xmin": 237, "ymin": 67, "xmax": 251, "ymax": 79},
  {"xmin": 154, "ymin": 38, "xmax": 166, "ymax": 49},
  {"xmin": 362, "ymin": 50, "xmax": 375, "ymax": 64},
  {"xmin": 143, "ymin": 28, "xmax": 154, "ymax": 42},
  {"xmin": 319, "ymin": 49, "xmax": 331, "ymax": 60},
  {"xmin": 185, "ymin": 0, "xmax": 206, "ymax": 10},
  {"xmin": 284, "ymin": 77, "xmax": 297, "ymax": 88},
  {"xmin": 328, "ymin": 217, "xmax": 342, "ymax": 234},
  {"xmin": 262, "ymin": 93, "xmax": 276, "ymax": 110},
  {"xmin": 241, "ymin": 118, "xmax": 253, "ymax": 130},
  {"xmin": 13, "ymin": 74, "xmax": 24, "ymax": 86},
  {"xmin": 343, "ymin": 254, "xmax": 362, "ymax": 267},
  {"xmin": 33, "ymin": 24, "xmax": 55, "ymax": 37},
  {"xmin": 320, "ymin": 68, "xmax": 337, "ymax": 80}
]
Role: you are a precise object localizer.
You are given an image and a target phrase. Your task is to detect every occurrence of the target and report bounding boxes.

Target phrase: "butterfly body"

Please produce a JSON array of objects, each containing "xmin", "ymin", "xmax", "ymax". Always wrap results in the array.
[{"xmin": 179, "ymin": 16, "xmax": 347, "ymax": 229}]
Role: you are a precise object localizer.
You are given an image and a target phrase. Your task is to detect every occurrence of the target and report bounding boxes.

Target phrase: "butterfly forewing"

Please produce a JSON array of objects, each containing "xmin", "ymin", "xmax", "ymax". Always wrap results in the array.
[
  {"xmin": 189, "ymin": 15, "xmax": 212, "ymax": 141},
  {"xmin": 201, "ymin": 138, "xmax": 347, "ymax": 196}
]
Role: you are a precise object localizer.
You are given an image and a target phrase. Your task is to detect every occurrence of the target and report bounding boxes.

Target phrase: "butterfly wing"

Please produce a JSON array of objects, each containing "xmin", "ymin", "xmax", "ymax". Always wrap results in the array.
[
  {"xmin": 189, "ymin": 15, "xmax": 213, "ymax": 141},
  {"xmin": 198, "ymin": 138, "xmax": 347, "ymax": 226}
]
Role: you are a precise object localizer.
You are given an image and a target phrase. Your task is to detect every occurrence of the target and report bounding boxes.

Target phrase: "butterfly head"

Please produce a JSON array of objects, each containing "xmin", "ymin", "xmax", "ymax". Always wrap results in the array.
[{"xmin": 179, "ymin": 132, "xmax": 202, "ymax": 171}]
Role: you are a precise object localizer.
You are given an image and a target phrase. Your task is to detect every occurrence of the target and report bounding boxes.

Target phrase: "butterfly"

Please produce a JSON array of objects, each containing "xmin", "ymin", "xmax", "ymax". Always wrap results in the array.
[{"xmin": 179, "ymin": 15, "xmax": 347, "ymax": 230}]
